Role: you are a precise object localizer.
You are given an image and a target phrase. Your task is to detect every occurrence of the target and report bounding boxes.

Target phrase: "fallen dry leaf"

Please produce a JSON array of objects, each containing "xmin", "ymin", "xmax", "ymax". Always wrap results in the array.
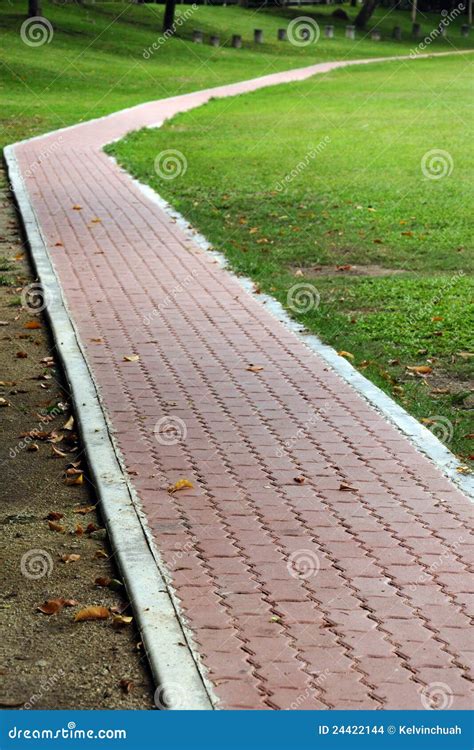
[
  {"xmin": 47, "ymin": 511, "xmax": 64, "ymax": 521},
  {"xmin": 65, "ymin": 473, "xmax": 84, "ymax": 486},
  {"xmin": 16, "ymin": 351, "xmax": 28, "ymax": 359},
  {"xmin": 23, "ymin": 321, "xmax": 41, "ymax": 330},
  {"xmin": 61, "ymin": 554, "xmax": 81, "ymax": 564},
  {"xmin": 94, "ymin": 549, "xmax": 108, "ymax": 559},
  {"xmin": 63, "ymin": 415, "xmax": 74, "ymax": 431},
  {"xmin": 294, "ymin": 476, "xmax": 305, "ymax": 484},
  {"xmin": 51, "ymin": 445, "xmax": 67, "ymax": 458},
  {"xmin": 339, "ymin": 482, "xmax": 355, "ymax": 492},
  {"xmin": 119, "ymin": 679, "xmax": 133, "ymax": 694},
  {"xmin": 48, "ymin": 520, "xmax": 65, "ymax": 533},
  {"xmin": 37, "ymin": 598, "xmax": 65, "ymax": 615},
  {"xmin": 75, "ymin": 524, "xmax": 84, "ymax": 536},
  {"xmin": 168, "ymin": 478, "xmax": 194, "ymax": 494},
  {"xmin": 73, "ymin": 505, "xmax": 96, "ymax": 515},
  {"xmin": 406, "ymin": 365, "xmax": 432, "ymax": 376},
  {"xmin": 338, "ymin": 351, "xmax": 354, "ymax": 360},
  {"xmin": 72, "ymin": 205, "xmax": 83, "ymax": 211},
  {"xmin": 123, "ymin": 355, "xmax": 140, "ymax": 362},
  {"xmin": 247, "ymin": 365, "xmax": 264, "ymax": 372},
  {"xmin": 0, "ymin": 398, "xmax": 10, "ymax": 407},
  {"xmin": 74, "ymin": 606, "xmax": 109, "ymax": 622},
  {"xmin": 95, "ymin": 576, "xmax": 111, "ymax": 588}
]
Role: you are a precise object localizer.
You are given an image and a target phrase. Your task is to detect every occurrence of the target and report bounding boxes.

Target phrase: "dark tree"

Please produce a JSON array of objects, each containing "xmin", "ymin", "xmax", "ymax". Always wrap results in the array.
[
  {"xmin": 163, "ymin": 0, "xmax": 177, "ymax": 34},
  {"xmin": 355, "ymin": 0, "xmax": 380, "ymax": 28},
  {"xmin": 28, "ymin": 0, "xmax": 41, "ymax": 16}
]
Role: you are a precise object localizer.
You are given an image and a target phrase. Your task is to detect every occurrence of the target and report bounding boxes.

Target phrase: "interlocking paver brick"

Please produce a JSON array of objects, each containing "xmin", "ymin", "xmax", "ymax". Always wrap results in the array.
[{"xmin": 12, "ymin": 60, "xmax": 474, "ymax": 710}]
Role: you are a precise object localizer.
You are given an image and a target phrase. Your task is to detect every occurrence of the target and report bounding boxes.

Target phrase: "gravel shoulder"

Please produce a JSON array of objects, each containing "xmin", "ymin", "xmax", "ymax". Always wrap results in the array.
[{"xmin": 0, "ymin": 168, "xmax": 154, "ymax": 710}]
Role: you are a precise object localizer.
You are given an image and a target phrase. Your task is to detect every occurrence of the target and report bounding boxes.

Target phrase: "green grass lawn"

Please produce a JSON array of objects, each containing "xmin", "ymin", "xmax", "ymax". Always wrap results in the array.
[
  {"xmin": 1, "ymin": 0, "xmax": 473, "ymax": 149},
  {"xmin": 108, "ymin": 54, "xmax": 474, "ymax": 464}
]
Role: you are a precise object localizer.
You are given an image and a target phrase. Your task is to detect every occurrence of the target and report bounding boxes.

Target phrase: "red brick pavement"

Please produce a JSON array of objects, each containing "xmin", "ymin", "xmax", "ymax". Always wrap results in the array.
[{"xmin": 13, "ymin": 59, "xmax": 474, "ymax": 709}]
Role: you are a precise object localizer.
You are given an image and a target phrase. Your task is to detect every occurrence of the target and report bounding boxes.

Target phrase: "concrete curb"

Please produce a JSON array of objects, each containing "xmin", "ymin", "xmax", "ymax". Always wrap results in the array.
[{"xmin": 4, "ymin": 145, "xmax": 215, "ymax": 710}]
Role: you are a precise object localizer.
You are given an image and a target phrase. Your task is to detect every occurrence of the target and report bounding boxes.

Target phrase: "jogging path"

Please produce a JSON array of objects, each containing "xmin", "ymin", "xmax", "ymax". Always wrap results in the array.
[{"xmin": 7, "ymin": 54, "xmax": 474, "ymax": 710}]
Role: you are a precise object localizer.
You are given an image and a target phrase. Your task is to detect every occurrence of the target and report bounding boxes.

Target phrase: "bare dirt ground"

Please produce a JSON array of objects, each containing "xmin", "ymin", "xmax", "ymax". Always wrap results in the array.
[{"xmin": 0, "ymin": 168, "xmax": 154, "ymax": 710}]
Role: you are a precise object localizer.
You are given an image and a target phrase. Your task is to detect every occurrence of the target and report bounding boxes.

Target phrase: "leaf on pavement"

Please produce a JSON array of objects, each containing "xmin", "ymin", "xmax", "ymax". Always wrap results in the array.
[
  {"xmin": 123, "ymin": 355, "xmax": 140, "ymax": 362},
  {"xmin": 168, "ymin": 478, "xmax": 194, "ymax": 494}
]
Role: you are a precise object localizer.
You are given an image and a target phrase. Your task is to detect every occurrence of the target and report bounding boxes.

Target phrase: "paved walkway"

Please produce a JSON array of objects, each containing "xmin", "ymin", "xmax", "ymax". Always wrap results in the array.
[{"xmin": 11, "ymin": 57, "xmax": 473, "ymax": 710}]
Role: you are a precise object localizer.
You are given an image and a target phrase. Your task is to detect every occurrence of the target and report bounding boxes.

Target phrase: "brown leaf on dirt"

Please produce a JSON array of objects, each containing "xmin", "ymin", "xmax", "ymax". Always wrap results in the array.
[
  {"xmin": 94, "ymin": 549, "xmax": 108, "ymax": 559},
  {"xmin": 61, "ymin": 554, "xmax": 81, "ymax": 564},
  {"xmin": 37, "ymin": 598, "xmax": 65, "ymax": 615},
  {"xmin": 406, "ymin": 365, "xmax": 433, "ymax": 376},
  {"xmin": 247, "ymin": 365, "xmax": 264, "ymax": 372},
  {"xmin": 167, "ymin": 478, "xmax": 194, "ymax": 494},
  {"xmin": 48, "ymin": 520, "xmax": 65, "ymax": 533},
  {"xmin": 95, "ymin": 576, "xmax": 111, "ymax": 587},
  {"xmin": 123, "ymin": 355, "xmax": 140, "ymax": 362},
  {"xmin": 119, "ymin": 679, "xmax": 134, "ymax": 694},
  {"xmin": 27, "ymin": 443, "xmax": 39, "ymax": 451},
  {"xmin": 65, "ymin": 473, "xmax": 84, "ymax": 486},
  {"xmin": 51, "ymin": 445, "xmax": 67, "ymax": 458},
  {"xmin": 16, "ymin": 351, "xmax": 27, "ymax": 359},
  {"xmin": 23, "ymin": 321, "xmax": 41, "ymax": 330},
  {"xmin": 73, "ymin": 505, "xmax": 96, "ymax": 515},
  {"xmin": 336, "ymin": 264, "xmax": 353, "ymax": 271},
  {"xmin": 0, "ymin": 398, "xmax": 10, "ymax": 407},
  {"xmin": 47, "ymin": 511, "xmax": 64, "ymax": 521},
  {"xmin": 63, "ymin": 415, "xmax": 74, "ymax": 431},
  {"xmin": 74, "ymin": 606, "xmax": 109, "ymax": 622},
  {"xmin": 75, "ymin": 524, "xmax": 84, "ymax": 536},
  {"xmin": 85, "ymin": 523, "xmax": 98, "ymax": 534},
  {"xmin": 457, "ymin": 351, "xmax": 474, "ymax": 359}
]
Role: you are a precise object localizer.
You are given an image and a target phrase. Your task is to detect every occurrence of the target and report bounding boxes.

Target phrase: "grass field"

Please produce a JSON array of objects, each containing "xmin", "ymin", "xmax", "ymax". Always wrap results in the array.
[
  {"xmin": 109, "ymin": 54, "xmax": 474, "ymax": 463},
  {"xmin": 1, "ymin": 1, "xmax": 474, "ymax": 149}
]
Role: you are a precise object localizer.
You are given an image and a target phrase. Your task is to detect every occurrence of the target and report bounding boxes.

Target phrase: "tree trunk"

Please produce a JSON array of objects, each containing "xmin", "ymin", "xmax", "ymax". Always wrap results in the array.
[
  {"xmin": 469, "ymin": 0, "xmax": 473, "ymax": 26},
  {"xmin": 163, "ymin": 0, "xmax": 176, "ymax": 34},
  {"xmin": 354, "ymin": 0, "xmax": 379, "ymax": 28},
  {"xmin": 28, "ymin": 0, "xmax": 41, "ymax": 16},
  {"xmin": 351, "ymin": 0, "xmax": 357, "ymax": 7},
  {"xmin": 411, "ymin": 0, "xmax": 418, "ymax": 24}
]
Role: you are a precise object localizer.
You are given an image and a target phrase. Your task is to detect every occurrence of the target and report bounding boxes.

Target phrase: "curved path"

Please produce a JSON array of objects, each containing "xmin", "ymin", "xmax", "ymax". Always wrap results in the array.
[{"xmin": 7, "ymin": 54, "xmax": 474, "ymax": 710}]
